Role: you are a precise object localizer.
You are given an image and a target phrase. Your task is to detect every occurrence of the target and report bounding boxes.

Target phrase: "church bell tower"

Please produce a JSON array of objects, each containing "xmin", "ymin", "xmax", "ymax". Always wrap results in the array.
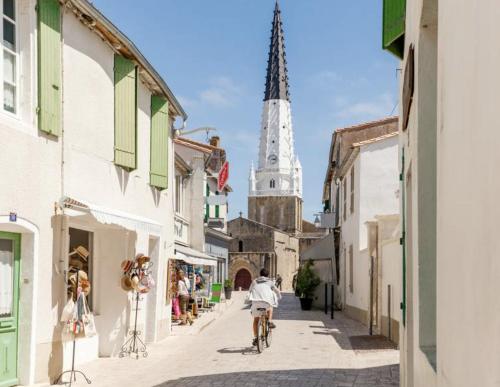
[{"xmin": 248, "ymin": 1, "xmax": 303, "ymax": 234}]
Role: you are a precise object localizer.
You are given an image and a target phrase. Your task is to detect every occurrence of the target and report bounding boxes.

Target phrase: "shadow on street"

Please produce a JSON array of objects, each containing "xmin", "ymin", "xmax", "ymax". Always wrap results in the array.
[{"xmin": 153, "ymin": 365, "xmax": 400, "ymax": 386}]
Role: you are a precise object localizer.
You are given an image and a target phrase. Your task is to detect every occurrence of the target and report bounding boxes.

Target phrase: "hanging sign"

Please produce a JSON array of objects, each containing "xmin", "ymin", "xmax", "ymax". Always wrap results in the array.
[{"xmin": 217, "ymin": 161, "xmax": 229, "ymax": 192}]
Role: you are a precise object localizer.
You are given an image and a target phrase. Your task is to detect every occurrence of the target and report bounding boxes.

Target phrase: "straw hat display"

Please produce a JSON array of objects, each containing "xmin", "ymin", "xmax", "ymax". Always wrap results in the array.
[
  {"xmin": 120, "ymin": 254, "xmax": 154, "ymax": 294},
  {"xmin": 69, "ymin": 270, "xmax": 91, "ymax": 296}
]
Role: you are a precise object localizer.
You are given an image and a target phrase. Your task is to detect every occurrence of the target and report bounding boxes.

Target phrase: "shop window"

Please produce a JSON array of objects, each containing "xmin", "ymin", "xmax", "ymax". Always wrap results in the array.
[{"xmin": 68, "ymin": 228, "xmax": 93, "ymax": 310}]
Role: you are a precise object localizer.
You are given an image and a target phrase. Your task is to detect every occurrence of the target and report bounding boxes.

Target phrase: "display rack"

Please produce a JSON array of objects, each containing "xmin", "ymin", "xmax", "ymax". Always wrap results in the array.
[
  {"xmin": 55, "ymin": 269, "xmax": 92, "ymax": 386},
  {"xmin": 119, "ymin": 291, "xmax": 148, "ymax": 359}
]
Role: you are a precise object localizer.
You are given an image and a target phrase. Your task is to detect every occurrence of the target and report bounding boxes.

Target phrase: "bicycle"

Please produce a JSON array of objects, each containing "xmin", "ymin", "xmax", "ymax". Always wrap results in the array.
[{"xmin": 255, "ymin": 307, "xmax": 272, "ymax": 353}]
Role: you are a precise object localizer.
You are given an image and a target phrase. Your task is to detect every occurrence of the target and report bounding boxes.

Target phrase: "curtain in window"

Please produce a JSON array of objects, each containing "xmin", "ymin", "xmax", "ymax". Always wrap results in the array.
[{"xmin": 0, "ymin": 239, "xmax": 14, "ymax": 317}]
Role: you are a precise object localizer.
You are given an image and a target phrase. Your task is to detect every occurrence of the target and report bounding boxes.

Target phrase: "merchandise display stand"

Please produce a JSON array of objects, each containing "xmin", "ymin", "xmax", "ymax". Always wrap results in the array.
[
  {"xmin": 55, "ymin": 270, "xmax": 92, "ymax": 386},
  {"xmin": 119, "ymin": 291, "xmax": 148, "ymax": 359}
]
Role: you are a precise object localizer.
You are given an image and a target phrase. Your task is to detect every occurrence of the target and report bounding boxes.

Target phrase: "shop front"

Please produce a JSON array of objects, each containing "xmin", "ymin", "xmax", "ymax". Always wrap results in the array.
[
  {"xmin": 56, "ymin": 197, "xmax": 165, "ymax": 369},
  {"xmin": 168, "ymin": 245, "xmax": 220, "ymax": 327}
]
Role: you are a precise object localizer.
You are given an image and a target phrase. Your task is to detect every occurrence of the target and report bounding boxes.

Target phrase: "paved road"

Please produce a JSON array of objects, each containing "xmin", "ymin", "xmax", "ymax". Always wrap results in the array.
[{"xmin": 68, "ymin": 292, "xmax": 399, "ymax": 387}]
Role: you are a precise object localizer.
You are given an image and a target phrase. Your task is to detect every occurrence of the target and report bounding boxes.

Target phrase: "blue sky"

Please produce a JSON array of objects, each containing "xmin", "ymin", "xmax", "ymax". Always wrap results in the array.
[{"xmin": 93, "ymin": 0, "xmax": 399, "ymax": 221}]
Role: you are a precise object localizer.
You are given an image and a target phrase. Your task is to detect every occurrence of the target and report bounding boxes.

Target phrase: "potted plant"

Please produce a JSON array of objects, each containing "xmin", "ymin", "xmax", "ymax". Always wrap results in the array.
[
  {"xmin": 296, "ymin": 260, "xmax": 321, "ymax": 310},
  {"xmin": 224, "ymin": 279, "xmax": 233, "ymax": 300}
]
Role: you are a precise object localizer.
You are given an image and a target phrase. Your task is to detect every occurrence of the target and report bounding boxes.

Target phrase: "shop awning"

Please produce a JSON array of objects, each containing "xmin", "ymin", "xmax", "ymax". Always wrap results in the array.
[
  {"xmin": 174, "ymin": 244, "xmax": 218, "ymax": 267},
  {"xmin": 61, "ymin": 196, "xmax": 163, "ymax": 236}
]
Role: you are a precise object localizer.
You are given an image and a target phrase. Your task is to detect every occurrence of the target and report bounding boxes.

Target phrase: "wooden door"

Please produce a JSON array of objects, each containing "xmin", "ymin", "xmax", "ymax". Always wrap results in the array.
[
  {"xmin": 234, "ymin": 269, "xmax": 252, "ymax": 290},
  {"xmin": 0, "ymin": 232, "xmax": 20, "ymax": 387}
]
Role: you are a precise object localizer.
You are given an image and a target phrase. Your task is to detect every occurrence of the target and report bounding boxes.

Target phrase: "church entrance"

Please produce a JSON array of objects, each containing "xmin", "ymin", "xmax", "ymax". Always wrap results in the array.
[{"xmin": 234, "ymin": 268, "xmax": 252, "ymax": 290}]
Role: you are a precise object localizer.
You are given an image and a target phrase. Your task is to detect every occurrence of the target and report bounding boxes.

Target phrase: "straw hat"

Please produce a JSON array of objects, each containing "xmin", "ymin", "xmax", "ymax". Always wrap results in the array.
[
  {"xmin": 69, "ymin": 258, "xmax": 83, "ymax": 271},
  {"xmin": 131, "ymin": 275, "xmax": 140, "ymax": 291},
  {"xmin": 136, "ymin": 255, "xmax": 151, "ymax": 268},
  {"xmin": 71, "ymin": 246, "xmax": 89, "ymax": 262},
  {"xmin": 121, "ymin": 275, "xmax": 133, "ymax": 292},
  {"xmin": 68, "ymin": 270, "xmax": 91, "ymax": 295},
  {"xmin": 121, "ymin": 260, "xmax": 134, "ymax": 274}
]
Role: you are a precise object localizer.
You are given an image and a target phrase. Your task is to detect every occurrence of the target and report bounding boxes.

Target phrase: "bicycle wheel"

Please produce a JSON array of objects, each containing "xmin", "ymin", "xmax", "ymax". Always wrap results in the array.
[
  {"xmin": 265, "ymin": 319, "xmax": 272, "ymax": 348},
  {"xmin": 256, "ymin": 317, "xmax": 265, "ymax": 353}
]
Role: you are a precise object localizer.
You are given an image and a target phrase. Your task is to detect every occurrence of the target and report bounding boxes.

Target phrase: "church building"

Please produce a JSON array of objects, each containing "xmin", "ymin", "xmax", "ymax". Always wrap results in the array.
[{"xmin": 229, "ymin": 2, "xmax": 312, "ymax": 291}]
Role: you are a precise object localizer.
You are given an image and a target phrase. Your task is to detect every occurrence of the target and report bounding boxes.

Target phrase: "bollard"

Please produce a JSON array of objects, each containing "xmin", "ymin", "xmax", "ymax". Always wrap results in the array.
[
  {"xmin": 324, "ymin": 283, "xmax": 328, "ymax": 314},
  {"xmin": 330, "ymin": 284, "xmax": 334, "ymax": 319}
]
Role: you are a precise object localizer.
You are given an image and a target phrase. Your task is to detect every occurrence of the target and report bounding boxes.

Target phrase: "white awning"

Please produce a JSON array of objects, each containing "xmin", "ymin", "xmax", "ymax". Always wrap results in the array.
[
  {"xmin": 61, "ymin": 196, "xmax": 163, "ymax": 236},
  {"xmin": 174, "ymin": 244, "xmax": 218, "ymax": 267}
]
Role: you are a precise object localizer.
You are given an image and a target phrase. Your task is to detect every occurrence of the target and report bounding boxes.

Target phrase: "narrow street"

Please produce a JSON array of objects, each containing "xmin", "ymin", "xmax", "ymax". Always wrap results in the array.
[{"xmin": 69, "ymin": 293, "xmax": 399, "ymax": 387}]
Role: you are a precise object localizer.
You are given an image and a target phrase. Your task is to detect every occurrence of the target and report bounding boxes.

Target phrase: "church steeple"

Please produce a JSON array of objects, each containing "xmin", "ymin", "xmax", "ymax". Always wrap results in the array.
[
  {"xmin": 250, "ymin": 1, "xmax": 302, "ymax": 200},
  {"xmin": 264, "ymin": 1, "xmax": 290, "ymax": 102}
]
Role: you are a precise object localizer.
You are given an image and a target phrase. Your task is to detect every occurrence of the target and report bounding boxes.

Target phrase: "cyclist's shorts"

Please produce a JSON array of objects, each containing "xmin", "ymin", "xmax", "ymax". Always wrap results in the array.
[{"xmin": 251, "ymin": 301, "xmax": 272, "ymax": 317}]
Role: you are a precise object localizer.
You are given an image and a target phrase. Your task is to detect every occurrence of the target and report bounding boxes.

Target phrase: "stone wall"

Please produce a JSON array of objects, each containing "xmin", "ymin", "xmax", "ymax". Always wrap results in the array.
[{"xmin": 248, "ymin": 196, "xmax": 303, "ymax": 233}]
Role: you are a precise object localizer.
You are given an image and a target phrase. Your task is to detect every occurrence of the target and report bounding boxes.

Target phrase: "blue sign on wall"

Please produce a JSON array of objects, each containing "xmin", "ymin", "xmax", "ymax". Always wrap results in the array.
[{"xmin": 9, "ymin": 212, "xmax": 17, "ymax": 222}]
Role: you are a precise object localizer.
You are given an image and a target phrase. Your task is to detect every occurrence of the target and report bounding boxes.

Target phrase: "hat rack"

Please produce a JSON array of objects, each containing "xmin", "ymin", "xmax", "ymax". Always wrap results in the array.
[
  {"xmin": 55, "ymin": 267, "xmax": 92, "ymax": 386},
  {"xmin": 119, "ymin": 260, "xmax": 154, "ymax": 359}
]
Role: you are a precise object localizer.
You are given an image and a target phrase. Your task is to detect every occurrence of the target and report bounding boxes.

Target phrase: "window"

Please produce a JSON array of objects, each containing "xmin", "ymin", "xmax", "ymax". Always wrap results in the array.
[
  {"xmin": 349, "ymin": 245, "xmax": 353, "ymax": 293},
  {"xmin": 68, "ymin": 228, "xmax": 93, "ymax": 311},
  {"xmin": 2, "ymin": 0, "xmax": 16, "ymax": 114},
  {"xmin": 350, "ymin": 167, "xmax": 355, "ymax": 214},
  {"xmin": 238, "ymin": 240, "xmax": 243, "ymax": 252},
  {"xmin": 343, "ymin": 179, "xmax": 347, "ymax": 221},
  {"xmin": 270, "ymin": 179, "xmax": 276, "ymax": 189},
  {"xmin": 175, "ymin": 175, "xmax": 183, "ymax": 214}
]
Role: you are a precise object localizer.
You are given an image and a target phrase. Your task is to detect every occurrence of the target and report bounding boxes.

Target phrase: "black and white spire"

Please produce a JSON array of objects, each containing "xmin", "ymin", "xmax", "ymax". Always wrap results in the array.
[
  {"xmin": 250, "ymin": 1, "xmax": 302, "ymax": 199},
  {"xmin": 264, "ymin": 1, "xmax": 290, "ymax": 102}
]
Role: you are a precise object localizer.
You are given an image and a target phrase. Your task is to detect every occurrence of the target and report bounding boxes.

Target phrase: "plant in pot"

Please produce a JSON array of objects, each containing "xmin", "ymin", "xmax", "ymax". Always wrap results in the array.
[
  {"xmin": 296, "ymin": 260, "xmax": 321, "ymax": 311},
  {"xmin": 224, "ymin": 279, "xmax": 233, "ymax": 300}
]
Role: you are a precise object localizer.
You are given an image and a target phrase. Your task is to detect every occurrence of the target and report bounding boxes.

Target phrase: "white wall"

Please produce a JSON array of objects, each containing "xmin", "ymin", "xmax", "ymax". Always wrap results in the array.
[
  {"xmin": 359, "ymin": 136, "xmax": 399, "ymax": 250},
  {"xmin": 0, "ymin": 4, "xmax": 178, "ymax": 383}
]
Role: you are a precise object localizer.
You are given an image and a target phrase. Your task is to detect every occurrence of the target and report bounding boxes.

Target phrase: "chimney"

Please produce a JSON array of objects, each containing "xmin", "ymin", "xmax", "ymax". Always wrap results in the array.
[{"xmin": 209, "ymin": 136, "xmax": 220, "ymax": 148}]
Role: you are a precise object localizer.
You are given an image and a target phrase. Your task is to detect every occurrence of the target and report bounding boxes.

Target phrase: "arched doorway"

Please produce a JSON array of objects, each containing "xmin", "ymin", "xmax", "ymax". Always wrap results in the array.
[{"xmin": 234, "ymin": 268, "xmax": 252, "ymax": 290}]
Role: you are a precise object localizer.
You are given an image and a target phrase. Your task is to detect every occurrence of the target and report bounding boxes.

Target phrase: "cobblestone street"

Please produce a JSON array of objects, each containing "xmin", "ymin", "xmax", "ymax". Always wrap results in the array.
[{"xmin": 61, "ymin": 292, "xmax": 399, "ymax": 387}]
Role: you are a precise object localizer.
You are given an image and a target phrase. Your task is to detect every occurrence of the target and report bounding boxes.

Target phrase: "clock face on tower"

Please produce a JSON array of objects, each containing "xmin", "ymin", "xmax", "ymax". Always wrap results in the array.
[{"xmin": 268, "ymin": 154, "xmax": 278, "ymax": 165}]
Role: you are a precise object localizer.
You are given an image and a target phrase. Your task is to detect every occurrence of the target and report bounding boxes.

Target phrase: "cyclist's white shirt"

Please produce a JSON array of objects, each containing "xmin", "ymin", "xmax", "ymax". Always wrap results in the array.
[{"xmin": 248, "ymin": 277, "xmax": 281, "ymax": 307}]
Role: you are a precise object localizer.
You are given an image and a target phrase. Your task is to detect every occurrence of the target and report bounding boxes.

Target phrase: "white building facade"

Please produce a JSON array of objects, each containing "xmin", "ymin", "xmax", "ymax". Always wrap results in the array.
[
  {"xmin": 383, "ymin": 0, "xmax": 500, "ymax": 385},
  {"xmin": 0, "ymin": 1, "xmax": 186, "ymax": 385}
]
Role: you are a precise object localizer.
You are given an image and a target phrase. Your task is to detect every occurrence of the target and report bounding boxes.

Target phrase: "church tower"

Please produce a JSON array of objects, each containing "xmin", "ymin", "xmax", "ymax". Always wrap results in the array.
[{"xmin": 248, "ymin": 1, "xmax": 303, "ymax": 234}]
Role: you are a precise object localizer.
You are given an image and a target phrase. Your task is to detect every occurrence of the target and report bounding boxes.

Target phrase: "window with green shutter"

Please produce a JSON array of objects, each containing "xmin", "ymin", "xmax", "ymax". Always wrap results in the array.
[
  {"xmin": 383, "ymin": 0, "xmax": 406, "ymax": 59},
  {"xmin": 114, "ymin": 55, "xmax": 137, "ymax": 170},
  {"xmin": 37, "ymin": 0, "xmax": 61, "ymax": 135},
  {"xmin": 150, "ymin": 95, "xmax": 169, "ymax": 189}
]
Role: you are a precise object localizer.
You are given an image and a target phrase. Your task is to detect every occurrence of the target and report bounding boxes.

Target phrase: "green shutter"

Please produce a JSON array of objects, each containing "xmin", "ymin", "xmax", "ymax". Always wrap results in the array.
[
  {"xmin": 114, "ymin": 55, "xmax": 137, "ymax": 169},
  {"xmin": 205, "ymin": 183, "xmax": 210, "ymax": 222},
  {"xmin": 215, "ymin": 191, "xmax": 220, "ymax": 218},
  {"xmin": 150, "ymin": 95, "xmax": 169, "ymax": 189},
  {"xmin": 383, "ymin": 0, "xmax": 406, "ymax": 59},
  {"xmin": 37, "ymin": 0, "xmax": 61, "ymax": 135}
]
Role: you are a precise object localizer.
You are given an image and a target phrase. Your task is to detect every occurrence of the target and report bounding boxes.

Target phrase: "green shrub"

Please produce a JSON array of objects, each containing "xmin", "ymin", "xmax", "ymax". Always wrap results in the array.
[
  {"xmin": 224, "ymin": 279, "xmax": 233, "ymax": 288},
  {"xmin": 296, "ymin": 260, "xmax": 321, "ymax": 298}
]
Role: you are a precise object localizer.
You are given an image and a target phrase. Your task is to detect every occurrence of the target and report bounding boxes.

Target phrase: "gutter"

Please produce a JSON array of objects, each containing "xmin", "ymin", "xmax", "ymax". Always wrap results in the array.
[{"xmin": 66, "ymin": 0, "xmax": 187, "ymax": 120}]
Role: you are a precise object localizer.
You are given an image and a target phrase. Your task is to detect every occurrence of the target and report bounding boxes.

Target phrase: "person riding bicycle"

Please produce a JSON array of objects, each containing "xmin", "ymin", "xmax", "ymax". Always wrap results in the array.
[{"xmin": 248, "ymin": 268, "xmax": 281, "ymax": 346}]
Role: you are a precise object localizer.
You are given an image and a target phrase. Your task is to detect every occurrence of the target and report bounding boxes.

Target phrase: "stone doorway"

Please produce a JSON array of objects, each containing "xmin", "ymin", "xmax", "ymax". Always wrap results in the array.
[{"xmin": 234, "ymin": 268, "xmax": 252, "ymax": 290}]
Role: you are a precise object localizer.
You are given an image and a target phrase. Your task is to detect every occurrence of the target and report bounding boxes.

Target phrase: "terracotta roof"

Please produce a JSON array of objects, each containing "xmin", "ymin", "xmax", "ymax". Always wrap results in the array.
[
  {"xmin": 335, "ymin": 116, "xmax": 398, "ymax": 133},
  {"xmin": 352, "ymin": 132, "xmax": 399, "ymax": 147},
  {"xmin": 174, "ymin": 137, "xmax": 214, "ymax": 154}
]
